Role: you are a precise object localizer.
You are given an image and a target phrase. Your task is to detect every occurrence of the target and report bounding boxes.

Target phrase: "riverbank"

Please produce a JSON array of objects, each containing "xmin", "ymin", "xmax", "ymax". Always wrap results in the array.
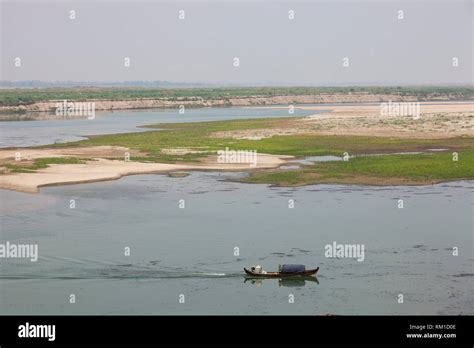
[
  {"xmin": 1, "ymin": 86, "xmax": 473, "ymax": 113},
  {"xmin": 0, "ymin": 102, "xmax": 472, "ymax": 192}
]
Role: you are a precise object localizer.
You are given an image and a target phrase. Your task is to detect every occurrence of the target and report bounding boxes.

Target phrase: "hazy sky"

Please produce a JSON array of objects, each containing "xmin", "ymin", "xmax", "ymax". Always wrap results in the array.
[{"xmin": 1, "ymin": 0, "xmax": 472, "ymax": 85}]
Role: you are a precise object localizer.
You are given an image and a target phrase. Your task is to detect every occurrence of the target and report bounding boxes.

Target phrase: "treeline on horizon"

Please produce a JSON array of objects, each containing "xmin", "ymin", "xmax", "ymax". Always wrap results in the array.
[{"xmin": 0, "ymin": 86, "xmax": 473, "ymax": 106}]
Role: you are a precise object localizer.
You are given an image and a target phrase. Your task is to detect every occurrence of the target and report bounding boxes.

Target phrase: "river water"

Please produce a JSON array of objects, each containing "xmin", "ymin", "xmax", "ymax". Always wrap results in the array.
[
  {"xmin": 0, "ymin": 107, "xmax": 472, "ymax": 314},
  {"xmin": 0, "ymin": 106, "xmax": 313, "ymax": 148}
]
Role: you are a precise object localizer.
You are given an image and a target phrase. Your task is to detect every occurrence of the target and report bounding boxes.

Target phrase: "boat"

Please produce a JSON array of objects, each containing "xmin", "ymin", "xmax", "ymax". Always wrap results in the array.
[{"xmin": 244, "ymin": 266, "xmax": 319, "ymax": 278}]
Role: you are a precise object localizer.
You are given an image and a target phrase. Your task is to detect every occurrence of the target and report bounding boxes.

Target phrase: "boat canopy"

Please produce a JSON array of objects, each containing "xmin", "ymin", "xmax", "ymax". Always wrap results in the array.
[{"xmin": 280, "ymin": 264, "xmax": 306, "ymax": 273}]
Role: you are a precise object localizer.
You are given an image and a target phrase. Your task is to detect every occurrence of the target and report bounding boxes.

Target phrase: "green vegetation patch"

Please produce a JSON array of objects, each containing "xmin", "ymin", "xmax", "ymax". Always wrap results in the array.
[
  {"xmin": 39, "ymin": 115, "xmax": 474, "ymax": 185},
  {"xmin": 241, "ymin": 151, "xmax": 474, "ymax": 186},
  {"xmin": 53, "ymin": 116, "xmax": 474, "ymax": 163},
  {"xmin": 5, "ymin": 157, "xmax": 86, "ymax": 173},
  {"xmin": 55, "ymin": 117, "xmax": 299, "ymax": 162}
]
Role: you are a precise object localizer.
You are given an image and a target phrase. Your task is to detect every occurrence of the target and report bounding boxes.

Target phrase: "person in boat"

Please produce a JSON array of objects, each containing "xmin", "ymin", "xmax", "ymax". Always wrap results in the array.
[{"xmin": 250, "ymin": 265, "xmax": 266, "ymax": 274}]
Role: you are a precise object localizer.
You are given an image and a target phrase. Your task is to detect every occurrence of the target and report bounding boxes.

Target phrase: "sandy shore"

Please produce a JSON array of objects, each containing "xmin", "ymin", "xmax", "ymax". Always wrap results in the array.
[
  {"xmin": 215, "ymin": 102, "xmax": 473, "ymax": 139},
  {"xmin": 0, "ymin": 150, "xmax": 291, "ymax": 193}
]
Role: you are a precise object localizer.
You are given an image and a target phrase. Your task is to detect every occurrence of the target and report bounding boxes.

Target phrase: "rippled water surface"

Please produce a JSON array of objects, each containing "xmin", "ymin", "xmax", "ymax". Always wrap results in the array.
[{"xmin": 0, "ymin": 173, "xmax": 472, "ymax": 314}]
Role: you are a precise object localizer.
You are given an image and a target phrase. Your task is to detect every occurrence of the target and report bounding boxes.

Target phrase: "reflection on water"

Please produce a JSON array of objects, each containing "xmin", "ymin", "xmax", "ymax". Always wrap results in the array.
[
  {"xmin": 244, "ymin": 276, "xmax": 319, "ymax": 287},
  {"xmin": 289, "ymin": 155, "xmax": 342, "ymax": 165}
]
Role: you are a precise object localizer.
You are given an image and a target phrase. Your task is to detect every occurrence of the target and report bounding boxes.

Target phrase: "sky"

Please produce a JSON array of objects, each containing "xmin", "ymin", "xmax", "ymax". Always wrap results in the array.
[{"xmin": 1, "ymin": 0, "xmax": 472, "ymax": 85}]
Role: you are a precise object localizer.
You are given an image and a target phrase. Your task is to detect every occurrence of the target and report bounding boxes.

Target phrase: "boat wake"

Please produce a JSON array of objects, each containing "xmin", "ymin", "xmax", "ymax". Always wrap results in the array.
[
  {"xmin": 0, "ymin": 270, "xmax": 241, "ymax": 280},
  {"xmin": 0, "ymin": 258, "xmax": 242, "ymax": 280}
]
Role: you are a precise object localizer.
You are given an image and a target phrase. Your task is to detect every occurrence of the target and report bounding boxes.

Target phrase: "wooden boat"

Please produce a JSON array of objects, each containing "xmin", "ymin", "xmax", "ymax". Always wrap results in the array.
[{"xmin": 244, "ymin": 267, "xmax": 319, "ymax": 278}]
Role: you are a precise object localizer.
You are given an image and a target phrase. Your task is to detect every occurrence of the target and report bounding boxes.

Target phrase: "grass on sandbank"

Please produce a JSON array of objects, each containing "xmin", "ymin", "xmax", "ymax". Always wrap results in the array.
[
  {"xmin": 240, "ymin": 151, "xmax": 474, "ymax": 186},
  {"xmin": 39, "ymin": 116, "xmax": 474, "ymax": 185},
  {"xmin": 53, "ymin": 116, "xmax": 474, "ymax": 158},
  {"xmin": 4, "ymin": 157, "xmax": 87, "ymax": 173}
]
